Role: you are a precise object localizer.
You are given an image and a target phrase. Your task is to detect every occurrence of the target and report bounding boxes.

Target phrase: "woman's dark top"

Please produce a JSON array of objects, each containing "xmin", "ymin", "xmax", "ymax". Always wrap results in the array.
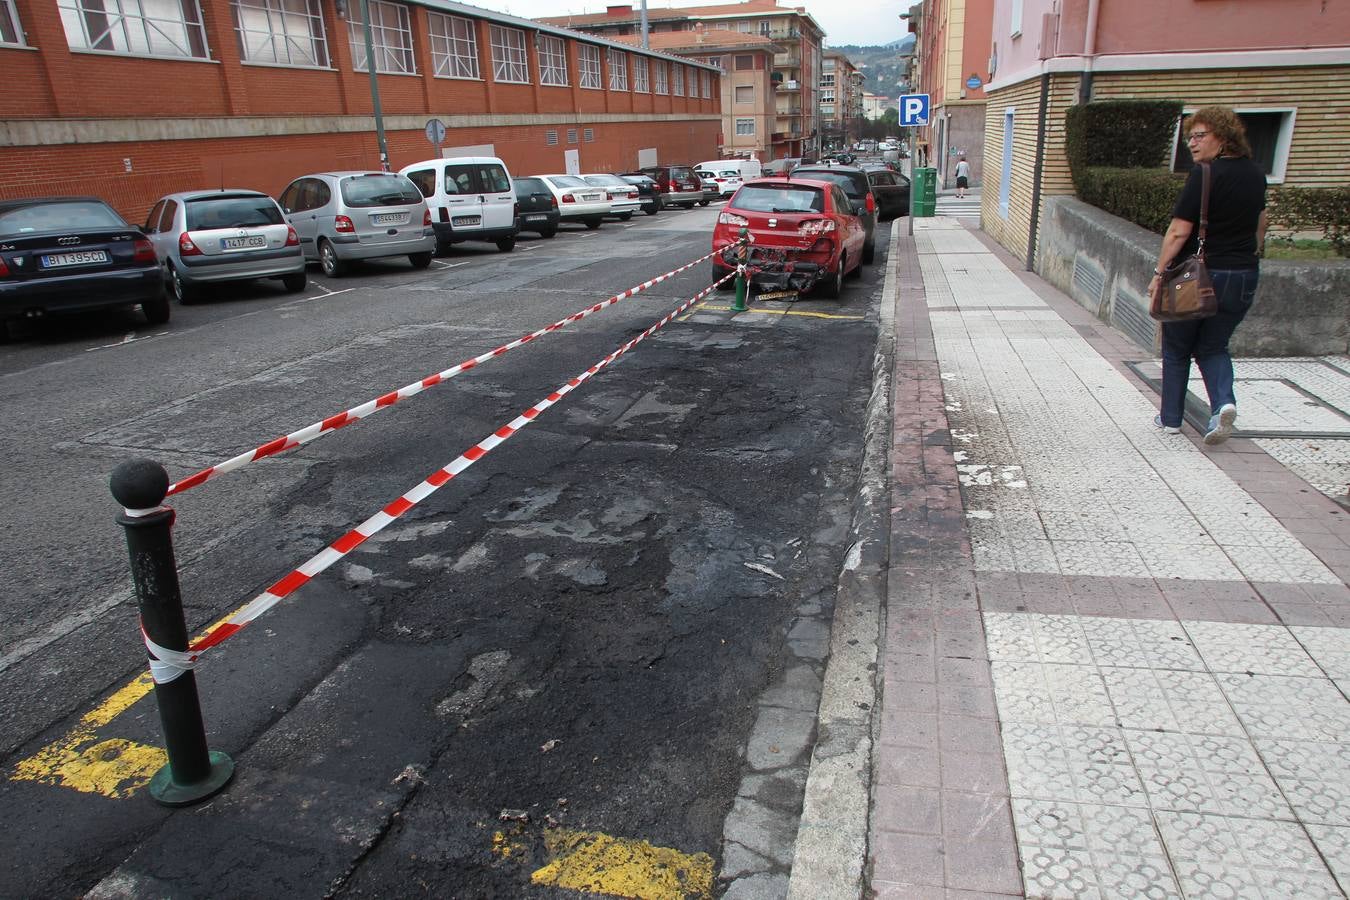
[{"xmin": 1171, "ymin": 156, "xmax": 1267, "ymax": 270}]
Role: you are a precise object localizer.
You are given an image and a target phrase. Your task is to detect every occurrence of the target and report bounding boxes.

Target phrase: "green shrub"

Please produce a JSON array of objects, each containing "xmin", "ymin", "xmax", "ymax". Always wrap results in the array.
[
  {"xmin": 1077, "ymin": 167, "xmax": 1186, "ymax": 235},
  {"xmin": 1268, "ymin": 185, "xmax": 1350, "ymax": 255},
  {"xmin": 1065, "ymin": 99, "xmax": 1183, "ymax": 194}
]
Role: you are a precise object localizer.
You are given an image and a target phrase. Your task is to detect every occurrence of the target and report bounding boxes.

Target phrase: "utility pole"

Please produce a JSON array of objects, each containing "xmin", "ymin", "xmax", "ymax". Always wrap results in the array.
[{"xmin": 359, "ymin": 0, "xmax": 391, "ymax": 171}]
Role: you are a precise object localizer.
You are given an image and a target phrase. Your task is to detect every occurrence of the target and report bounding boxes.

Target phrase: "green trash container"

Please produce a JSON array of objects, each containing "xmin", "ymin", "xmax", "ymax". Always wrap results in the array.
[{"xmin": 911, "ymin": 167, "xmax": 937, "ymax": 217}]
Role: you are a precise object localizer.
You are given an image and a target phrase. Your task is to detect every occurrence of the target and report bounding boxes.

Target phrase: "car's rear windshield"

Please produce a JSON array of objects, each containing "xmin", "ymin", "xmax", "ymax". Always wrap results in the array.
[
  {"xmin": 583, "ymin": 175, "xmax": 626, "ymax": 186},
  {"xmin": 548, "ymin": 175, "xmax": 587, "ymax": 188},
  {"xmin": 794, "ymin": 170, "xmax": 867, "ymax": 197},
  {"xmin": 670, "ymin": 167, "xmax": 695, "ymax": 179},
  {"xmin": 513, "ymin": 178, "xmax": 545, "ymax": 192},
  {"xmin": 733, "ymin": 185, "xmax": 824, "ymax": 213},
  {"xmin": 0, "ymin": 200, "xmax": 123, "ymax": 235},
  {"xmin": 621, "ymin": 175, "xmax": 654, "ymax": 185},
  {"xmin": 340, "ymin": 174, "xmax": 422, "ymax": 208},
  {"xmin": 186, "ymin": 196, "xmax": 283, "ymax": 230}
]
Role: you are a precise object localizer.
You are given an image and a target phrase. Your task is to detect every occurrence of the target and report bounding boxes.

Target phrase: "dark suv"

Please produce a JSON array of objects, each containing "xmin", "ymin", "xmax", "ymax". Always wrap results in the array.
[
  {"xmin": 789, "ymin": 165, "xmax": 877, "ymax": 263},
  {"xmin": 629, "ymin": 165, "xmax": 702, "ymax": 210}
]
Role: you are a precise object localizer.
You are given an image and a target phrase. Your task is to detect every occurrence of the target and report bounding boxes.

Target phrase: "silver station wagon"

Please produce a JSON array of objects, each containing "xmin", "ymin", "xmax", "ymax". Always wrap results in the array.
[
  {"xmin": 279, "ymin": 171, "xmax": 435, "ymax": 277},
  {"xmin": 143, "ymin": 189, "xmax": 307, "ymax": 303}
]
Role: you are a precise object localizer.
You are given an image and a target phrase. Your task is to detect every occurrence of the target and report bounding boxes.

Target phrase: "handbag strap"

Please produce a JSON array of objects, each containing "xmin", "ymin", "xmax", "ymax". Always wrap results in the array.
[{"xmin": 1197, "ymin": 162, "xmax": 1210, "ymax": 256}]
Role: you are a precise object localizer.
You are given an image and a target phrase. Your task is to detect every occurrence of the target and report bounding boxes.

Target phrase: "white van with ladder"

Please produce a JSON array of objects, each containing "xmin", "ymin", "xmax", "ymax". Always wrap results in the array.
[{"xmin": 398, "ymin": 156, "xmax": 518, "ymax": 254}]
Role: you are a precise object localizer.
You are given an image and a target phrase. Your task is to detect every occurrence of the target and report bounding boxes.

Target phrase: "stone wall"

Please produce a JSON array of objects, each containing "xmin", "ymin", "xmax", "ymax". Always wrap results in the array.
[{"xmin": 1037, "ymin": 196, "xmax": 1350, "ymax": 357}]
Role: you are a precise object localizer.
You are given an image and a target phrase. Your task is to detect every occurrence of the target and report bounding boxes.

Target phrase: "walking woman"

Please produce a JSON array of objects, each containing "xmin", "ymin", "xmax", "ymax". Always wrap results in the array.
[{"xmin": 1149, "ymin": 107, "xmax": 1267, "ymax": 445}]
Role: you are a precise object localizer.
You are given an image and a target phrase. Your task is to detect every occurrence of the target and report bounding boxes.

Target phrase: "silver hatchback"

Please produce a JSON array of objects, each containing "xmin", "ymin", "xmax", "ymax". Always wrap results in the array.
[
  {"xmin": 279, "ymin": 171, "xmax": 435, "ymax": 277},
  {"xmin": 144, "ymin": 189, "xmax": 306, "ymax": 304}
]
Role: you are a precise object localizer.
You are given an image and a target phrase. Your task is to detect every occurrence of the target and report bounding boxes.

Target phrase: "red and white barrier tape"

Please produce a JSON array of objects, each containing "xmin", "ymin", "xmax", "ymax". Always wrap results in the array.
[
  {"xmin": 166, "ymin": 250, "xmax": 719, "ymax": 497},
  {"xmin": 183, "ymin": 272, "xmax": 734, "ymax": 657}
]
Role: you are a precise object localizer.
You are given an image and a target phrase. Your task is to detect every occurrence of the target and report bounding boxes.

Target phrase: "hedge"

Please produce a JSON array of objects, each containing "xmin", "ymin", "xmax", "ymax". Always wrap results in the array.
[
  {"xmin": 1268, "ymin": 185, "xmax": 1350, "ymax": 255},
  {"xmin": 1077, "ymin": 167, "xmax": 1185, "ymax": 236},
  {"xmin": 1065, "ymin": 99, "xmax": 1183, "ymax": 195}
]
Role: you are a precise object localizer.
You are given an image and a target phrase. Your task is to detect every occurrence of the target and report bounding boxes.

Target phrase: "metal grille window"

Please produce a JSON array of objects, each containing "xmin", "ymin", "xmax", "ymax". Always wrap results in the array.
[
  {"xmin": 537, "ymin": 33, "xmax": 567, "ymax": 85},
  {"xmin": 428, "ymin": 12, "xmax": 478, "ymax": 79},
  {"xmin": 577, "ymin": 43, "xmax": 601, "ymax": 89},
  {"xmin": 546, "ymin": 129, "xmax": 558, "ymax": 145},
  {"xmin": 1, "ymin": 0, "xmax": 25, "ymax": 44},
  {"xmin": 632, "ymin": 55, "xmax": 648, "ymax": 92},
  {"xmin": 567, "ymin": 127, "xmax": 578, "ymax": 143},
  {"xmin": 735, "ymin": 117, "xmax": 754, "ymax": 135},
  {"xmin": 607, "ymin": 48, "xmax": 627, "ymax": 91},
  {"xmin": 232, "ymin": 0, "xmax": 326, "ymax": 67},
  {"xmin": 488, "ymin": 23, "xmax": 527, "ymax": 83},
  {"xmin": 653, "ymin": 58, "xmax": 667, "ymax": 95},
  {"xmin": 583, "ymin": 128, "xmax": 594, "ymax": 142},
  {"xmin": 671, "ymin": 62, "xmax": 683, "ymax": 96},
  {"xmin": 58, "ymin": 0, "xmax": 208, "ymax": 59},
  {"xmin": 347, "ymin": 0, "xmax": 413, "ymax": 74}
]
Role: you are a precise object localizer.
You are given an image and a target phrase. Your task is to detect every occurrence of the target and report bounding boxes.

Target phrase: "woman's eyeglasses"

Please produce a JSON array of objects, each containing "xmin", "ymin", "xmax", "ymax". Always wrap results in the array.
[{"xmin": 1187, "ymin": 131, "xmax": 1210, "ymax": 143}]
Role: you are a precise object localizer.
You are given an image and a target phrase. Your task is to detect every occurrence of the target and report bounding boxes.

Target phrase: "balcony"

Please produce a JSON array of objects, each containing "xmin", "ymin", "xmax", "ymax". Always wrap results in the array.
[
  {"xmin": 773, "ymin": 50, "xmax": 801, "ymax": 67},
  {"xmin": 777, "ymin": 79, "xmax": 800, "ymax": 91}
]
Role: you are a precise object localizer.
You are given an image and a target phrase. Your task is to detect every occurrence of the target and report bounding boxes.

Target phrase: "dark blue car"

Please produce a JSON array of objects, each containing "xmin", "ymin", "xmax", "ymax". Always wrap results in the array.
[{"xmin": 0, "ymin": 196, "xmax": 168, "ymax": 337}]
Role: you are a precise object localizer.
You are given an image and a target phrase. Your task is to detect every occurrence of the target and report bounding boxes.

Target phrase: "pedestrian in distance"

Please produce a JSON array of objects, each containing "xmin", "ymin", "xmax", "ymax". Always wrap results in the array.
[
  {"xmin": 954, "ymin": 156, "xmax": 971, "ymax": 198},
  {"xmin": 1149, "ymin": 106, "xmax": 1268, "ymax": 446}
]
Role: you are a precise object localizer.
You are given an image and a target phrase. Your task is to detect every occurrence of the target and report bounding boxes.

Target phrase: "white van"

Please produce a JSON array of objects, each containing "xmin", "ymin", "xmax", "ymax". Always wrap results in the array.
[
  {"xmin": 697, "ymin": 158, "xmax": 762, "ymax": 180},
  {"xmin": 398, "ymin": 156, "xmax": 518, "ymax": 254}
]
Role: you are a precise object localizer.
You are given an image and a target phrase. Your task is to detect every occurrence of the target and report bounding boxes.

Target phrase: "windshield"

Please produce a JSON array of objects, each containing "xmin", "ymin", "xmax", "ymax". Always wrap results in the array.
[
  {"xmin": 185, "ymin": 195, "xmax": 282, "ymax": 230},
  {"xmin": 548, "ymin": 176, "xmax": 587, "ymax": 188},
  {"xmin": 794, "ymin": 170, "xmax": 866, "ymax": 197},
  {"xmin": 583, "ymin": 175, "xmax": 625, "ymax": 186},
  {"xmin": 0, "ymin": 200, "xmax": 124, "ymax": 235},
  {"xmin": 732, "ymin": 185, "xmax": 824, "ymax": 214},
  {"xmin": 340, "ymin": 174, "xmax": 422, "ymax": 207}
]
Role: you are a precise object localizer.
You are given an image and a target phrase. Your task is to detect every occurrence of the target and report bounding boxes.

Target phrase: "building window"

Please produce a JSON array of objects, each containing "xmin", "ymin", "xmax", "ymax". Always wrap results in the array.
[
  {"xmin": 1010, "ymin": 0, "xmax": 1023, "ymax": 36},
  {"xmin": 347, "ymin": 0, "xmax": 413, "ymax": 74},
  {"xmin": 701, "ymin": 70, "xmax": 711, "ymax": 99},
  {"xmin": 820, "ymin": 104, "xmax": 834, "ymax": 115},
  {"xmin": 232, "ymin": 0, "xmax": 328, "ymax": 67},
  {"xmin": 736, "ymin": 20, "xmax": 752, "ymax": 33},
  {"xmin": 567, "ymin": 127, "xmax": 578, "ymax": 143},
  {"xmin": 578, "ymin": 43, "xmax": 601, "ymax": 88},
  {"xmin": 735, "ymin": 118, "xmax": 754, "ymax": 136},
  {"xmin": 0, "ymin": 0, "xmax": 23, "ymax": 44},
  {"xmin": 734, "ymin": 54, "xmax": 753, "ymax": 71},
  {"xmin": 489, "ymin": 24, "xmax": 527, "ymax": 82},
  {"xmin": 653, "ymin": 59, "xmax": 668, "ymax": 94},
  {"xmin": 607, "ymin": 48, "xmax": 627, "ymax": 90},
  {"xmin": 999, "ymin": 108, "xmax": 1014, "ymax": 217},
  {"xmin": 704, "ymin": 55, "xmax": 724, "ymax": 71},
  {"xmin": 428, "ymin": 12, "xmax": 478, "ymax": 79},
  {"xmin": 537, "ymin": 33, "xmax": 567, "ymax": 85},
  {"xmin": 671, "ymin": 61, "xmax": 683, "ymax": 96},
  {"xmin": 633, "ymin": 54, "xmax": 649, "ymax": 92},
  {"xmin": 1172, "ymin": 108, "xmax": 1297, "ymax": 183},
  {"xmin": 546, "ymin": 129, "xmax": 558, "ymax": 145},
  {"xmin": 59, "ymin": 0, "xmax": 208, "ymax": 59},
  {"xmin": 735, "ymin": 84, "xmax": 752, "ymax": 104},
  {"xmin": 820, "ymin": 73, "xmax": 834, "ymax": 87}
]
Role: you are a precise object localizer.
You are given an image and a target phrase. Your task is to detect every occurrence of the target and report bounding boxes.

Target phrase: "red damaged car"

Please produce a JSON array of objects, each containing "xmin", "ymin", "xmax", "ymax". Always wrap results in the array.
[{"xmin": 710, "ymin": 176, "xmax": 867, "ymax": 298}]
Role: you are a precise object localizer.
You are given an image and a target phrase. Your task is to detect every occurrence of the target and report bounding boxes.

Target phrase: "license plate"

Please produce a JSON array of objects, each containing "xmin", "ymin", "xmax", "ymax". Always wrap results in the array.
[
  {"xmin": 371, "ymin": 213, "xmax": 409, "ymax": 225},
  {"xmin": 758, "ymin": 290, "xmax": 798, "ymax": 300},
  {"xmin": 222, "ymin": 235, "xmax": 266, "ymax": 250},
  {"xmin": 524, "ymin": 215, "xmax": 546, "ymax": 222},
  {"xmin": 40, "ymin": 250, "xmax": 109, "ymax": 268},
  {"xmin": 581, "ymin": 193, "xmax": 603, "ymax": 201},
  {"xmin": 452, "ymin": 216, "xmax": 481, "ymax": 226}
]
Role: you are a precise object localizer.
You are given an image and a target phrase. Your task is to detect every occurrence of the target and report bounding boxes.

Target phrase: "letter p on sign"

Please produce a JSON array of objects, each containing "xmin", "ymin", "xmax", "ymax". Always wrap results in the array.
[{"xmin": 900, "ymin": 94, "xmax": 930, "ymax": 127}]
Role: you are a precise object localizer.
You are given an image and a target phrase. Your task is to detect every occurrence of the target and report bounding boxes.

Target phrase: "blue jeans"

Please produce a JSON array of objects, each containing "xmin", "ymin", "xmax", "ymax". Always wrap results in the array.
[{"xmin": 1158, "ymin": 268, "xmax": 1259, "ymax": 428}]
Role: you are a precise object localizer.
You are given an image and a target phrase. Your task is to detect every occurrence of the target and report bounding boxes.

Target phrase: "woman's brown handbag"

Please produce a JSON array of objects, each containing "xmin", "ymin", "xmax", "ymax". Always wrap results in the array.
[{"xmin": 1151, "ymin": 162, "xmax": 1217, "ymax": 322}]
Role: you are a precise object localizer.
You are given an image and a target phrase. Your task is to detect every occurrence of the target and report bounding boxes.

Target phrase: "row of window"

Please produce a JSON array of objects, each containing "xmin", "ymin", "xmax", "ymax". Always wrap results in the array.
[{"xmin": 9, "ymin": 0, "xmax": 714, "ymax": 96}]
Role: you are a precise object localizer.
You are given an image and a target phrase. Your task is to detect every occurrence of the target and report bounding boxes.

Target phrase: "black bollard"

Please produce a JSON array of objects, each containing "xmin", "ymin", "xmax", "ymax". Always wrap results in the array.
[{"xmin": 111, "ymin": 458, "xmax": 234, "ymax": 807}]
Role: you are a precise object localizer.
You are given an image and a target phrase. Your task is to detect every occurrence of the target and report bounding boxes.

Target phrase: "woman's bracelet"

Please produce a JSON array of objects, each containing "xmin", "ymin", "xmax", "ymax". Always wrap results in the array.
[{"xmin": 1152, "ymin": 269, "xmax": 1165, "ymax": 276}]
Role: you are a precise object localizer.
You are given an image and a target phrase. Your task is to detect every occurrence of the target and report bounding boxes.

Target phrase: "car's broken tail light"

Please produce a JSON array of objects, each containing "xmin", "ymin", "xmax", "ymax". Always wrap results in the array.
[
  {"xmin": 798, "ymin": 218, "xmax": 837, "ymax": 236},
  {"xmin": 718, "ymin": 211, "xmax": 749, "ymax": 227}
]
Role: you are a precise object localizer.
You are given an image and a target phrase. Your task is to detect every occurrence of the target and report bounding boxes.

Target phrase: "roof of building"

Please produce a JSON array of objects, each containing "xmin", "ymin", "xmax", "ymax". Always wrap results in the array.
[{"xmin": 536, "ymin": 0, "xmax": 822, "ymax": 36}]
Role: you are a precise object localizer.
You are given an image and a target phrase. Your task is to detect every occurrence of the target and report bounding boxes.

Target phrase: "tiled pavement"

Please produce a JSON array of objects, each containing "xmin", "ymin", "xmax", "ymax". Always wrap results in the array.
[{"xmin": 869, "ymin": 218, "xmax": 1350, "ymax": 898}]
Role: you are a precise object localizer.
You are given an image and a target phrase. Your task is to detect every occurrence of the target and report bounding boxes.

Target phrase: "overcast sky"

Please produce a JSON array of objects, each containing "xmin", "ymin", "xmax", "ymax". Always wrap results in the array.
[{"xmin": 463, "ymin": 0, "xmax": 907, "ymax": 48}]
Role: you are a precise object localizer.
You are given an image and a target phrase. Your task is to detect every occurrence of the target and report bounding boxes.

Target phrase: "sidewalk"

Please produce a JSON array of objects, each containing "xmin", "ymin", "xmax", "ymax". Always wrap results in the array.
[{"xmin": 866, "ymin": 217, "xmax": 1350, "ymax": 897}]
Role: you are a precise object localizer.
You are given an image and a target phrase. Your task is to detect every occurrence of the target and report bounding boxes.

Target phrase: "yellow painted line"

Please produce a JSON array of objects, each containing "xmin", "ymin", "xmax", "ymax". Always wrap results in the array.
[
  {"xmin": 11, "ymin": 593, "xmax": 259, "ymax": 798},
  {"xmin": 695, "ymin": 303, "xmax": 864, "ymax": 320},
  {"xmin": 530, "ymin": 828, "xmax": 714, "ymax": 900}
]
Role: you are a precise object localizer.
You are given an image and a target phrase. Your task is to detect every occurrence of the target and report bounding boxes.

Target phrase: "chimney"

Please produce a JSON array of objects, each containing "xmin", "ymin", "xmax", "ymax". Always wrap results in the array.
[{"xmin": 606, "ymin": 5, "xmax": 633, "ymax": 16}]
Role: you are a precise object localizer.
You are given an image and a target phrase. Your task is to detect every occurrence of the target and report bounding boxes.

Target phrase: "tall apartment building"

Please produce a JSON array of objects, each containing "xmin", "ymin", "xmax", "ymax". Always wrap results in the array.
[
  {"xmin": 618, "ymin": 28, "xmax": 781, "ymax": 161},
  {"xmin": 538, "ymin": 1, "xmax": 825, "ymax": 161},
  {"xmin": 0, "ymin": 0, "xmax": 720, "ymax": 221},
  {"xmin": 821, "ymin": 51, "xmax": 865, "ymax": 150}
]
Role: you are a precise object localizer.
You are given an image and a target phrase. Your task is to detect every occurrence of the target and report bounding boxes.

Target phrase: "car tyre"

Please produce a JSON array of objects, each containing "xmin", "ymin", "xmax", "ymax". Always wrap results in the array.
[
  {"xmin": 644, "ymin": 206, "xmax": 659, "ymax": 216},
  {"xmin": 862, "ymin": 238, "xmax": 876, "ymax": 265},
  {"xmin": 698, "ymin": 199, "xmax": 710, "ymax": 207},
  {"xmin": 540, "ymin": 227, "xmax": 558, "ymax": 239},
  {"xmin": 818, "ymin": 255, "xmax": 844, "ymax": 299},
  {"xmin": 584, "ymin": 218, "xmax": 602, "ymax": 230},
  {"xmin": 142, "ymin": 292, "xmax": 171, "ymax": 325},
  {"xmin": 496, "ymin": 236, "xmax": 516, "ymax": 252},
  {"xmin": 282, "ymin": 271, "xmax": 307, "ymax": 293},
  {"xmin": 409, "ymin": 251, "xmax": 433, "ymax": 269},
  {"xmin": 319, "ymin": 240, "xmax": 346, "ymax": 277},
  {"xmin": 619, "ymin": 212, "xmax": 633, "ymax": 221},
  {"xmin": 168, "ymin": 264, "xmax": 200, "ymax": 305}
]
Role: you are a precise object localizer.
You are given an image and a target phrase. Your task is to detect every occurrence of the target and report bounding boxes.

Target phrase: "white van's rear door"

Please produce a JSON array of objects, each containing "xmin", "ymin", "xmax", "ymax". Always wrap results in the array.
[{"xmin": 475, "ymin": 162, "xmax": 515, "ymax": 231}]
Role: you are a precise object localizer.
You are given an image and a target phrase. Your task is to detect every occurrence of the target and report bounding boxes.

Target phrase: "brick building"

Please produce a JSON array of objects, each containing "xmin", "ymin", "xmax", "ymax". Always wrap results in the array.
[
  {"xmin": 0, "ymin": 0, "xmax": 721, "ymax": 223},
  {"xmin": 537, "ymin": 0, "xmax": 825, "ymax": 161}
]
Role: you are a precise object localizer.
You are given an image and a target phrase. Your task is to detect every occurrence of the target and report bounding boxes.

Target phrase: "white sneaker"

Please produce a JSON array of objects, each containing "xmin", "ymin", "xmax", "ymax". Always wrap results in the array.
[
  {"xmin": 1153, "ymin": 415, "xmax": 1181, "ymax": 434},
  {"xmin": 1204, "ymin": 404, "xmax": 1237, "ymax": 445}
]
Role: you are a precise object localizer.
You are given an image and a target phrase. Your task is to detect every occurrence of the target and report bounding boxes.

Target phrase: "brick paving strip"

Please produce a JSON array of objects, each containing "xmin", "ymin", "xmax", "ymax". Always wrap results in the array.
[{"xmin": 866, "ymin": 218, "xmax": 1350, "ymax": 898}]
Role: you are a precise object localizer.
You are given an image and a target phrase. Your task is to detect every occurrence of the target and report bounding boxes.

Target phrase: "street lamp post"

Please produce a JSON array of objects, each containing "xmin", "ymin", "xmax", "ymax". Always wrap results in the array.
[{"xmin": 359, "ymin": 0, "xmax": 391, "ymax": 171}]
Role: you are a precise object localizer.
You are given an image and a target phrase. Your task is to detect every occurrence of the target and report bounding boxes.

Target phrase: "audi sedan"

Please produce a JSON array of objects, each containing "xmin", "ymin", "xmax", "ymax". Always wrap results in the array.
[
  {"xmin": 711, "ymin": 177, "xmax": 866, "ymax": 299},
  {"xmin": 0, "ymin": 196, "xmax": 169, "ymax": 336},
  {"xmin": 143, "ymin": 189, "xmax": 307, "ymax": 303}
]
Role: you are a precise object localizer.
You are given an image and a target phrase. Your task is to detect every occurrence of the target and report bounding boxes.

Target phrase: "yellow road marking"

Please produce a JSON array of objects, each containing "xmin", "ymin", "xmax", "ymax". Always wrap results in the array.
[
  {"xmin": 695, "ymin": 303, "xmax": 864, "ymax": 320},
  {"xmin": 530, "ymin": 828, "xmax": 714, "ymax": 899}
]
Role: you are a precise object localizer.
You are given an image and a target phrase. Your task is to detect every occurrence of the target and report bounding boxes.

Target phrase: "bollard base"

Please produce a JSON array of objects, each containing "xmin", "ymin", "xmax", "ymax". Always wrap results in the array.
[{"xmin": 148, "ymin": 750, "xmax": 235, "ymax": 807}]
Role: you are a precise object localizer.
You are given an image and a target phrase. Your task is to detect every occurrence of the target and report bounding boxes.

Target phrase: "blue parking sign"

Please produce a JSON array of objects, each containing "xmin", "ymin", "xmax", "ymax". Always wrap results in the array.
[{"xmin": 899, "ymin": 94, "xmax": 930, "ymax": 127}]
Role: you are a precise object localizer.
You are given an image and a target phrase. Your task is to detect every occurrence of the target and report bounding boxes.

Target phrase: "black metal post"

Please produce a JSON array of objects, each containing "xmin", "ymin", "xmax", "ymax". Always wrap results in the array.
[{"xmin": 111, "ymin": 459, "xmax": 233, "ymax": 806}]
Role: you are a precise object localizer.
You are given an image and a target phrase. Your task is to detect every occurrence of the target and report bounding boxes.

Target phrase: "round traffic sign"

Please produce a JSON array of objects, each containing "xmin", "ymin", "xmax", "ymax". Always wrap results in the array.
[{"xmin": 425, "ymin": 118, "xmax": 447, "ymax": 145}]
